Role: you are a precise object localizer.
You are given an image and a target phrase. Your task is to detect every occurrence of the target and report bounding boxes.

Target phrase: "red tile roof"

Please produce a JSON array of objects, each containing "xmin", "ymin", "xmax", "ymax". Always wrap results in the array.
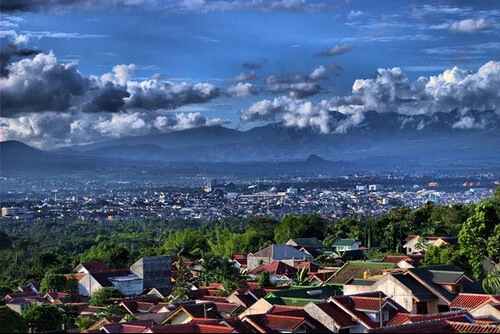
[
  {"xmin": 100, "ymin": 320, "xmax": 155, "ymax": 333},
  {"xmin": 447, "ymin": 321, "xmax": 500, "ymax": 333},
  {"xmin": 244, "ymin": 313, "xmax": 311, "ymax": 332},
  {"xmin": 387, "ymin": 310, "xmax": 474, "ymax": 326},
  {"xmin": 450, "ymin": 293, "xmax": 500, "ymax": 310},
  {"xmin": 315, "ymin": 301, "xmax": 358, "ymax": 328},
  {"xmin": 249, "ymin": 260, "xmax": 297, "ymax": 276},
  {"xmin": 146, "ymin": 323, "xmax": 234, "ymax": 333}
]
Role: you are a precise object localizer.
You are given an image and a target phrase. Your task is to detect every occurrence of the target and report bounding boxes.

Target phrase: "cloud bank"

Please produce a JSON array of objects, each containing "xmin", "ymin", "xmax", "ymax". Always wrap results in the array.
[
  {"xmin": 0, "ymin": 50, "xmax": 229, "ymax": 148},
  {"xmin": 241, "ymin": 61, "xmax": 500, "ymax": 133}
]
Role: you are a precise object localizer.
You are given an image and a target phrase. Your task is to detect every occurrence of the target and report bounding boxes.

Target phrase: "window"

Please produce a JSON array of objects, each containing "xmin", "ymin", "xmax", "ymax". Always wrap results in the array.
[
  {"xmin": 438, "ymin": 305, "xmax": 450, "ymax": 313},
  {"xmin": 382, "ymin": 309, "xmax": 390, "ymax": 321},
  {"xmin": 416, "ymin": 301, "xmax": 428, "ymax": 314}
]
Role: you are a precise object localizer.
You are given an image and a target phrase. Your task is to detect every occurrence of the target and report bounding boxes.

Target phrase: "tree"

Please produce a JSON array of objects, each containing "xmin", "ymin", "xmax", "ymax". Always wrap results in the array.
[
  {"xmin": 81, "ymin": 242, "xmax": 131, "ymax": 269},
  {"xmin": 162, "ymin": 228, "xmax": 209, "ymax": 261},
  {"xmin": 482, "ymin": 271, "xmax": 500, "ymax": 294},
  {"xmin": 0, "ymin": 306, "xmax": 28, "ymax": 333},
  {"xmin": 171, "ymin": 259, "xmax": 191, "ymax": 302},
  {"xmin": 294, "ymin": 267, "xmax": 309, "ymax": 286},
  {"xmin": 63, "ymin": 276, "xmax": 81, "ymax": 303},
  {"xmin": 421, "ymin": 244, "xmax": 460, "ymax": 267},
  {"xmin": 23, "ymin": 304, "xmax": 62, "ymax": 333},
  {"xmin": 486, "ymin": 225, "xmax": 500, "ymax": 263},
  {"xmin": 75, "ymin": 316, "xmax": 94, "ymax": 331},
  {"xmin": 40, "ymin": 272, "xmax": 68, "ymax": 293},
  {"xmin": 90, "ymin": 287, "xmax": 124, "ymax": 307},
  {"xmin": 0, "ymin": 231, "xmax": 11, "ymax": 250},
  {"xmin": 258, "ymin": 271, "xmax": 272, "ymax": 288},
  {"xmin": 458, "ymin": 202, "xmax": 499, "ymax": 280}
]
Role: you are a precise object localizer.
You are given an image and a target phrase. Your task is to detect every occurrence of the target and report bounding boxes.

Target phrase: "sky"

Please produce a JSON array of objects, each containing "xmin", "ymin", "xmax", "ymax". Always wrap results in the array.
[{"xmin": 1, "ymin": 0, "xmax": 499, "ymax": 149}]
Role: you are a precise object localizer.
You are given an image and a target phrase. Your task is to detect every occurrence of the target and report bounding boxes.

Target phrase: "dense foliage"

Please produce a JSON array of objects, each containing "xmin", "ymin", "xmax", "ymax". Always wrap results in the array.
[{"xmin": 0, "ymin": 188, "xmax": 498, "ymax": 289}]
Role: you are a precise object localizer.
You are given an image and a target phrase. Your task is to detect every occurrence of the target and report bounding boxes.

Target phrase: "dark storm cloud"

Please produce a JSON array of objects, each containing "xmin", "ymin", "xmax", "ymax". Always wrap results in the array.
[
  {"xmin": 265, "ymin": 65, "xmax": 337, "ymax": 99},
  {"xmin": 126, "ymin": 81, "xmax": 221, "ymax": 110},
  {"xmin": 0, "ymin": 51, "xmax": 223, "ymax": 116},
  {"xmin": 0, "ymin": 43, "xmax": 40, "ymax": 77},
  {"xmin": 1, "ymin": 52, "xmax": 88, "ymax": 116},
  {"xmin": 84, "ymin": 82, "xmax": 130, "ymax": 113}
]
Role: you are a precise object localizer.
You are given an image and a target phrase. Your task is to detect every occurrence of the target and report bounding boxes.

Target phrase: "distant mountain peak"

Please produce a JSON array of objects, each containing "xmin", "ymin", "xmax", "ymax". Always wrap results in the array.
[{"xmin": 305, "ymin": 154, "xmax": 327, "ymax": 164}]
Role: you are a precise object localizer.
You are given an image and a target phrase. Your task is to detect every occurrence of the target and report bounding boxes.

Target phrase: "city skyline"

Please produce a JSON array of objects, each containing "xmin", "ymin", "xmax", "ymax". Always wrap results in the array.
[{"xmin": 1, "ymin": 0, "xmax": 500, "ymax": 149}]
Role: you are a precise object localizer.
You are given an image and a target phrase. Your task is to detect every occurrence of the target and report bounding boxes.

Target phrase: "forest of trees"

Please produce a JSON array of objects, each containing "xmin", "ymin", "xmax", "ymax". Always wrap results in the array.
[{"xmin": 0, "ymin": 187, "xmax": 499, "ymax": 294}]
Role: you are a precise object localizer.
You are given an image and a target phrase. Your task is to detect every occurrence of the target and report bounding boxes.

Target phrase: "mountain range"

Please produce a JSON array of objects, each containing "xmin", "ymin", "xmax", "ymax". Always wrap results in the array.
[{"xmin": 2, "ymin": 110, "xmax": 500, "ymax": 176}]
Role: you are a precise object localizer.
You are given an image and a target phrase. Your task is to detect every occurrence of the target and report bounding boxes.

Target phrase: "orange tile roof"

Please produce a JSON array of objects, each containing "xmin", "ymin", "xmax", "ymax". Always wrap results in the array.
[{"xmin": 450, "ymin": 293, "xmax": 500, "ymax": 310}]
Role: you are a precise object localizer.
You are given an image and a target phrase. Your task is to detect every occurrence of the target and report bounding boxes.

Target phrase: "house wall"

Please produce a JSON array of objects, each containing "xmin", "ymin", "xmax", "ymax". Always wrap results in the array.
[
  {"xmin": 304, "ymin": 303, "xmax": 336, "ymax": 332},
  {"xmin": 111, "ymin": 278, "xmax": 143, "ymax": 296},
  {"xmin": 78, "ymin": 274, "xmax": 102, "ymax": 296},
  {"xmin": 130, "ymin": 256, "xmax": 172, "ymax": 289},
  {"xmin": 170, "ymin": 312, "xmax": 191, "ymax": 325},
  {"xmin": 471, "ymin": 304, "xmax": 500, "ymax": 321},
  {"xmin": 247, "ymin": 256, "xmax": 271, "ymax": 270}
]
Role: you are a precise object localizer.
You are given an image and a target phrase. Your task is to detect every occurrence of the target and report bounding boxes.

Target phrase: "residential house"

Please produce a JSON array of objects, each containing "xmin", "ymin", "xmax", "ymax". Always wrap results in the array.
[
  {"xmin": 286, "ymin": 237, "xmax": 324, "ymax": 252},
  {"xmin": 130, "ymin": 256, "xmax": 172, "ymax": 290},
  {"xmin": 381, "ymin": 254, "xmax": 423, "ymax": 268},
  {"xmin": 77, "ymin": 269, "xmax": 143, "ymax": 297},
  {"xmin": 231, "ymin": 254, "xmax": 248, "ymax": 270},
  {"xmin": 247, "ymin": 244, "xmax": 314, "ymax": 270},
  {"xmin": 331, "ymin": 239, "xmax": 361, "ymax": 253},
  {"xmin": 264, "ymin": 285, "xmax": 343, "ymax": 307},
  {"xmin": 344, "ymin": 265, "xmax": 482, "ymax": 314},
  {"xmin": 403, "ymin": 235, "xmax": 458, "ymax": 255},
  {"xmin": 305, "ymin": 292, "xmax": 407, "ymax": 332},
  {"xmin": 161, "ymin": 302, "xmax": 222, "ymax": 325},
  {"xmin": 249, "ymin": 261, "xmax": 298, "ymax": 285},
  {"xmin": 324, "ymin": 261, "xmax": 396, "ymax": 285}
]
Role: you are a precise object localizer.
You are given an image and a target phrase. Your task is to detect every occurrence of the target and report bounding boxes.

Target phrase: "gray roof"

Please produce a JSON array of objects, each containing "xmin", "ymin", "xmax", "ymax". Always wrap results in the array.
[
  {"xmin": 392, "ymin": 274, "xmax": 437, "ymax": 302},
  {"xmin": 249, "ymin": 244, "xmax": 312, "ymax": 261},
  {"xmin": 407, "ymin": 265, "xmax": 468, "ymax": 303},
  {"xmin": 345, "ymin": 278, "xmax": 377, "ymax": 286},
  {"xmin": 333, "ymin": 239, "xmax": 358, "ymax": 247},
  {"xmin": 286, "ymin": 237, "xmax": 324, "ymax": 248}
]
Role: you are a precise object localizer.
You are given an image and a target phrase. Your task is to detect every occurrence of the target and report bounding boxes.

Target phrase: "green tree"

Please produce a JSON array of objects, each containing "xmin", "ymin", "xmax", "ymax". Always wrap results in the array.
[
  {"xmin": 0, "ymin": 231, "xmax": 11, "ymax": 250},
  {"xmin": 63, "ymin": 276, "xmax": 81, "ymax": 303},
  {"xmin": 258, "ymin": 271, "xmax": 273, "ymax": 288},
  {"xmin": 482, "ymin": 271, "xmax": 500, "ymax": 294},
  {"xmin": 0, "ymin": 306, "xmax": 28, "ymax": 333},
  {"xmin": 162, "ymin": 228, "xmax": 209, "ymax": 261},
  {"xmin": 40, "ymin": 272, "xmax": 68, "ymax": 292},
  {"xmin": 23, "ymin": 304, "xmax": 63, "ymax": 333},
  {"xmin": 81, "ymin": 242, "xmax": 131, "ymax": 269},
  {"xmin": 294, "ymin": 267, "xmax": 309, "ymax": 286},
  {"xmin": 75, "ymin": 316, "xmax": 94, "ymax": 331},
  {"xmin": 274, "ymin": 214, "xmax": 328, "ymax": 244},
  {"xmin": 90, "ymin": 287, "xmax": 125, "ymax": 307},
  {"xmin": 458, "ymin": 202, "xmax": 499, "ymax": 280},
  {"xmin": 123, "ymin": 314, "xmax": 139, "ymax": 322},
  {"xmin": 486, "ymin": 225, "xmax": 500, "ymax": 263},
  {"xmin": 171, "ymin": 259, "xmax": 191, "ymax": 302},
  {"xmin": 421, "ymin": 244, "xmax": 460, "ymax": 267}
]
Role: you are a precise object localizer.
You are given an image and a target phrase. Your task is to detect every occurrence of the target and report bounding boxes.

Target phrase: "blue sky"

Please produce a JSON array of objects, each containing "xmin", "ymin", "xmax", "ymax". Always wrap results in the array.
[{"xmin": 1, "ymin": 0, "xmax": 499, "ymax": 149}]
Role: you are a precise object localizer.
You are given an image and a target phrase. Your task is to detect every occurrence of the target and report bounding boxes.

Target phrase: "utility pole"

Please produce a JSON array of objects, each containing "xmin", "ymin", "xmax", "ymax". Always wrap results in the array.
[{"xmin": 379, "ymin": 290, "xmax": 383, "ymax": 328}]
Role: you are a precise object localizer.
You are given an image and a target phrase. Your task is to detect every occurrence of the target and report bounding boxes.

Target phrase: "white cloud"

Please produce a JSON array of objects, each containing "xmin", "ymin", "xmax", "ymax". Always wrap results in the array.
[
  {"xmin": 241, "ymin": 61, "xmax": 500, "ymax": 133},
  {"xmin": 347, "ymin": 10, "xmax": 364, "ymax": 19},
  {"xmin": 227, "ymin": 82, "xmax": 257, "ymax": 97},
  {"xmin": 448, "ymin": 18, "xmax": 491, "ymax": 33}
]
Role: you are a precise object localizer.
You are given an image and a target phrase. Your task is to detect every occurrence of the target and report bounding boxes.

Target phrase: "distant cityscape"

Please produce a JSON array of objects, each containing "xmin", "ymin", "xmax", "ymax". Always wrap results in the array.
[{"xmin": 2, "ymin": 172, "xmax": 497, "ymax": 223}]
